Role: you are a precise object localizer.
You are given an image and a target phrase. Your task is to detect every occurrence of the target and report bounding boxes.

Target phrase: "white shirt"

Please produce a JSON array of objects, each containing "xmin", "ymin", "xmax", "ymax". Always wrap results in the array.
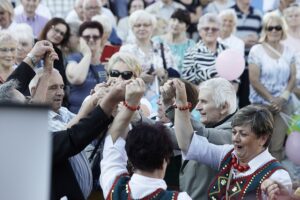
[
  {"xmin": 183, "ymin": 133, "xmax": 292, "ymax": 199},
  {"xmin": 100, "ymin": 135, "xmax": 191, "ymax": 200},
  {"xmin": 218, "ymin": 34, "xmax": 245, "ymax": 56}
]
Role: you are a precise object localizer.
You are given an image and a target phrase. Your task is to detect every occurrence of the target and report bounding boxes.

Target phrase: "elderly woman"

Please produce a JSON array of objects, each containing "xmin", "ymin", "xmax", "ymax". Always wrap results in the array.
[
  {"xmin": 218, "ymin": 9, "xmax": 245, "ymax": 54},
  {"xmin": 248, "ymin": 13, "xmax": 296, "ymax": 161},
  {"xmin": 39, "ymin": 18, "xmax": 70, "ymax": 85},
  {"xmin": 182, "ymin": 13, "xmax": 226, "ymax": 85},
  {"xmin": 283, "ymin": 5, "xmax": 300, "ymax": 98},
  {"xmin": 12, "ymin": 23, "xmax": 34, "ymax": 66},
  {"xmin": 0, "ymin": 30, "xmax": 17, "ymax": 84},
  {"xmin": 173, "ymin": 77, "xmax": 292, "ymax": 199},
  {"xmin": 117, "ymin": 0, "xmax": 145, "ymax": 44},
  {"xmin": 66, "ymin": 21, "xmax": 106, "ymax": 113},
  {"xmin": 120, "ymin": 10, "xmax": 178, "ymax": 108},
  {"xmin": 0, "ymin": 0, "xmax": 16, "ymax": 30},
  {"xmin": 152, "ymin": 9, "xmax": 195, "ymax": 73}
]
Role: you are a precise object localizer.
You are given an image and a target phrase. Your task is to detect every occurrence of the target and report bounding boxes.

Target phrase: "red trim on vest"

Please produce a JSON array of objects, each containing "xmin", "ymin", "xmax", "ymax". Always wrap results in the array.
[{"xmin": 106, "ymin": 173, "xmax": 129, "ymax": 200}]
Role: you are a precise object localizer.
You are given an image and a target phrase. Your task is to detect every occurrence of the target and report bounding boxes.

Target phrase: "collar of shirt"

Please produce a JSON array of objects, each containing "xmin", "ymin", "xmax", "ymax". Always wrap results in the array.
[
  {"xmin": 21, "ymin": 12, "xmax": 38, "ymax": 21},
  {"xmin": 231, "ymin": 148, "xmax": 273, "ymax": 177},
  {"xmin": 48, "ymin": 107, "xmax": 74, "ymax": 122},
  {"xmin": 129, "ymin": 173, "xmax": 167, "ymax": 199}
]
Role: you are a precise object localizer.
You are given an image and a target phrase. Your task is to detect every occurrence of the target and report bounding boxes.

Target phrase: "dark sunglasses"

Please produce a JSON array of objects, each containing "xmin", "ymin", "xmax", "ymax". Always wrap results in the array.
[
  {"xmin": 109, "ymin": 70, "xmax": 133, "ymax": 80},
  {"xmin": 82, "ymin": 35, "xmax": 101, "ymax": 41},
  {"xmin": 266, "ymin": 25, "xmax": 282, "ymax": 32}
]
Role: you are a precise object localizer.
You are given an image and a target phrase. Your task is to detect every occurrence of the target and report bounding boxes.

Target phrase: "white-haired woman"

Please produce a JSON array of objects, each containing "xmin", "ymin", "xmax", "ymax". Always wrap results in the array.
[
  {"xmin": 182, "ymin": 13, "xmax": 226, "ymax": 86},
  {"xmin": 0, "ymin": 30, "xmax": 17, "ymax": 84},
  {"xmin": 0, "ymin": 0, "xmax": 17, "ymax": 30},
  {"xmin": 218, "ymin": 9, "xmax": 245, "ymax": 54},
  {"xmin": 248, "ymin": 13, "xmax": 296, "ymax": 161},
  {"xmin": 283, "ymin": 5, "xmax": 300, "ymax": 98},
  {"xmin": 12, "ymin": 23, "xmax": 34, "ymax": 66},
  {"xmin": 120, "ymin": 10, "xmax": 178, "ymax": 109}
]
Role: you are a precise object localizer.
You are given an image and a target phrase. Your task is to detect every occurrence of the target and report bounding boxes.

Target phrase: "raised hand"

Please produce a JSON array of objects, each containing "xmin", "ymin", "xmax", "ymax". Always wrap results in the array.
[
  {"xmin": 160, "ymin": 79, "xmax": 176, "ymax": 107},
  {"xmin": 125, "ymin": 78, "xmax": 145, "ymax": 107},
  {"xmin": 173, "ymin": 79, "xmax": 188, "ymax": 105},
  {"xmin": 44, "ymin": 50, "xmax": 59, "ymax": 74},
  {"xmin": 29, "ymin": 40, "xmax": 56, "ymax": 63}
]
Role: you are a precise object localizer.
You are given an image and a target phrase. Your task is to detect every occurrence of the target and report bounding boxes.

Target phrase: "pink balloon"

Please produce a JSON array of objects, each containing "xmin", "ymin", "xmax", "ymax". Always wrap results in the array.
[
  {"xmin": 285, "ymin": 131, "xmax": 300, "ymax": 165},
  {"xmin": 215, "ymin": 49, "xmax": 245, "ymax": 81}
]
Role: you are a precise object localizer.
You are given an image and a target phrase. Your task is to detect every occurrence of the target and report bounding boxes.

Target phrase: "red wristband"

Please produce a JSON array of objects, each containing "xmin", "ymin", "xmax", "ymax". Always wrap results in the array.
[
  {"xmin": 123, "ymin": 101, "xmax": 140, "ymax": 111},
  {"xmin": 174, "ymin": 102, "xmax": 192, "ymax": 111}
]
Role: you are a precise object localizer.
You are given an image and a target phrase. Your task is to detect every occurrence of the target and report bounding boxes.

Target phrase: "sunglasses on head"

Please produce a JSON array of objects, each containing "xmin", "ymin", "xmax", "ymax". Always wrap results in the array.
[
  {"xmin": 266, "ymin": 25, "xmax": 282, "ymax": 32},
  {"xmin": 109, "ymin": 70, "xmax": 133, "ymax": 80}
]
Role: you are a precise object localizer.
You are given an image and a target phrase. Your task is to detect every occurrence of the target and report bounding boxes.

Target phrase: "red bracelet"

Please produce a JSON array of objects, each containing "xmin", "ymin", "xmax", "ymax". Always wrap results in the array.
[
  {"xmin": 174, "ymin": 102, "xmax": 192, "ymax": 111},
  {"xmin": 123, "ymin": 101, "xmax": 140, "ymax": 111}
]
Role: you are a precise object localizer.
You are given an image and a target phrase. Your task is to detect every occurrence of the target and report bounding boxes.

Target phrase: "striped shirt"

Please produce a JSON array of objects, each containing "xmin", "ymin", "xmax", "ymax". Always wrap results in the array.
[
  {"xmin": 49, "ymin": 107, "xmax": 93, "ymax": 199},
  {"xmin": 231, "ymin": 4, "xmax": 263, "ymax": 57},
  {"xmin": 182, "ymin": 40, "xmax": 227, "ymax": 85}
]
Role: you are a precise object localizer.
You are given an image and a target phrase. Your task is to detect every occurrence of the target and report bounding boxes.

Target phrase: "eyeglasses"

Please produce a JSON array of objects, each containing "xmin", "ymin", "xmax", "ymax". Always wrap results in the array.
[
  {"xmin": 82, "ymin": 35, "xmax": 101, "ymax": 41},
  {"xmin": 133, "ymin": 23, "xmax": 152, "ymax": 28},
  {"xmin": 202, "ymin": 27, "xmax": 219, "ymax": 32},
  {"xmin": 0, "ymin": 47, "xmax": 16, "ymax": 53},
  {"xmin": 84, "ymin": 6, "xmax": 100, "ymax": 10},
  {"xmin": 109, "ymin": 70, "xmax": 133, "ymax": 80},
  {"xmin": 52, "ymin": 26, "xmax": 66, "ymax": 37},
  {"xmin": 266, "ymin": 25, "xmax": 282, "ymax": 32}
]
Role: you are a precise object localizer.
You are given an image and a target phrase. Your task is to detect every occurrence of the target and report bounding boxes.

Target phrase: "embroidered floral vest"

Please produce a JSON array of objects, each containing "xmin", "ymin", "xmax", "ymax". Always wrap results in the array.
[
  {"xmin": 107, "ymin": 174, "xmax": 179, "ymax": 200},
  {"xmin": 208, "ymin": 149, "xmax": 285, "ymax": 200}
]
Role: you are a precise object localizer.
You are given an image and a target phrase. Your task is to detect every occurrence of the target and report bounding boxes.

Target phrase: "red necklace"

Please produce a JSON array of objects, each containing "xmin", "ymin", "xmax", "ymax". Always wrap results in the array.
[{"xmin": 231, "ymin": 155, "xmax": 250, "ymax": 172}]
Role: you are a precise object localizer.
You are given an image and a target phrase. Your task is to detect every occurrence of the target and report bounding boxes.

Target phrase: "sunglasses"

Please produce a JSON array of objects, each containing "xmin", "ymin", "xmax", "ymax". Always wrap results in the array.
[
  {"xmin": 82, "ymin": 35, "xmax": 101, "ymax": 41},
  {"xmin": 202, "ymin": 27, "xmax": 219, "ymax": 32},
  {"xmin": 266, "ymin": 25, "xmax": 282, "ymax": 32},
  {"xmin": 109, "ymin": 70, "xmax": 133, "ymax": 80}
]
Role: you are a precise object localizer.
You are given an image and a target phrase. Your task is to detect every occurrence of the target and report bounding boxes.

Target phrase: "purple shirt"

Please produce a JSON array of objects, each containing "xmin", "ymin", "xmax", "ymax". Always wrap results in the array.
[{"xmin": 14, "ymin": 13, "xmax": 49, "ymax": 38}]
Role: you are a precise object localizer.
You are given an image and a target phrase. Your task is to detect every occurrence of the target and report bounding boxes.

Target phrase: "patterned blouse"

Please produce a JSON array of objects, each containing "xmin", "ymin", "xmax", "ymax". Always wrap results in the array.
[
  {"xmin": 248, "ymin": 44, "xmax": 295, "ymax": 105},
  {"xmin": 182, "ymin": 40, "xmax": 226, "ymax": 85}
]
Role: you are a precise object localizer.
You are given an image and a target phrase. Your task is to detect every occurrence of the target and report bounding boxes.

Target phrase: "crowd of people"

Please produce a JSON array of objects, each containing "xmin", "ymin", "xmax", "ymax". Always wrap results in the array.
[{"xmin": 0, "ymin": 0, "xmax": 300, "ymax": 199}]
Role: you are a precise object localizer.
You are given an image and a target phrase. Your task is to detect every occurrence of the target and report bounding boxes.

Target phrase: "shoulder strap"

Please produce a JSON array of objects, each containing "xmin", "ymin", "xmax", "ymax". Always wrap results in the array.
[{"xmin": 160, "ymin": 42, "xmax": 167, "ymax": 70}]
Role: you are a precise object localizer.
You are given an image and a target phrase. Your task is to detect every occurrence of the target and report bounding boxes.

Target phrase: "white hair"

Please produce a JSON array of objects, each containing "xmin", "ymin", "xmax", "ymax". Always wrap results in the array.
[
  {"xmin": 11, "ymin": 23, "xmax": 34, "ymax": 46},
  {"xmin": 0, "ymin": 30, "xmax": 17, "ymax": 44},
  {"xmin": 197, "ymin": 13, "xmax": 221, "ymax": 31},
  {"xmin": 83, "ymin": 0, "xmax": 102, "ymax": 9},
  {"xmin": 129, "ymin": 10, "xmax": 157, "ymax": 29},
  {"xmin": 92, "ymin": 14, "xmax": 112, "ymax": 35},
  {"xmin": 199, "ymin": 77, "xmax": 237, "ymax": 114}
]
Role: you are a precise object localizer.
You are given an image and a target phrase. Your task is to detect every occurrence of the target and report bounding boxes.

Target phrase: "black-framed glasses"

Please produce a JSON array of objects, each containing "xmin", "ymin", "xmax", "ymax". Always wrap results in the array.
[
  {"xmin": 51, "ymin": 25, "xmax": 66, "ymax": 37},
  {"xmin": 109, "ymin": 70, "xmax": 133, "ymax": 80},
  {"xmin": 82, "ymin": 35, "xmax": 101, "ymax": 41},
  {"xmin": 202, "ymin": 27, "xmax": 219, "ymax": 32},
  {"xmin": 266, "ymin": 25, "xmax": 282, "ymax": 32}
]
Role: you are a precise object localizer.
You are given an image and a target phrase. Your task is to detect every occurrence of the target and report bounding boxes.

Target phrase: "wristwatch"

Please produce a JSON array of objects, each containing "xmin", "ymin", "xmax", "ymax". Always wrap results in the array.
[{"xmin": 26, "ymin": 53, "xmax": 37, "ymax": 66}]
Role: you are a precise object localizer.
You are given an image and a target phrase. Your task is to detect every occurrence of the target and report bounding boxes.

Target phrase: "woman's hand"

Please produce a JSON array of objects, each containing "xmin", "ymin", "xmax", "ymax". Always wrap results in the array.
[
  {"xmin": 270, "ymin": 97, "xmax": 286, "ymax": 113},
  {"xmin": 140, "ymin": 71, "xmax": 155, "ymax": 84},
  {"xmin": 160, "ymin": 79, "xmax": 175, "ymax": 107},
  {"xmin": 125, "ymin": 78, "xmax": 145, "ymax": 107},
  {"xmin": 173, "ymin": 79, "xmax": 187, "ymax": 106}
]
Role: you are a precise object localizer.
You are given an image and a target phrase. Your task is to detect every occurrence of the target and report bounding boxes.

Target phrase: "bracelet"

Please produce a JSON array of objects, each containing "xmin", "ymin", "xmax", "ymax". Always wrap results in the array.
[
  {"xmin": 280, "ymin": 90, "xmax": 290, "ymax": 101},
  {"xmin": 26, "ymin": 53, "xmax": 37, "ymax": 66},
  {"xmin": 174, "ymin": 102, "xmax": 192, "ymax": 111},
  {"xmin": 123, "ymin": 101, "xmax": 140, "ymax": 111}
]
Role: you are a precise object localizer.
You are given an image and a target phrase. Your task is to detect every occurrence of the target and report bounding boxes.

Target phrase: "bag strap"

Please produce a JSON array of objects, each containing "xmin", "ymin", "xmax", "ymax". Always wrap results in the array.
[
  {"xmin": 160, "ymin": 42, "xmax": 167, "ymax": 70},
  {"xmin": 88, "ymin": 127, "xmax": 108, "ymax": 162}
]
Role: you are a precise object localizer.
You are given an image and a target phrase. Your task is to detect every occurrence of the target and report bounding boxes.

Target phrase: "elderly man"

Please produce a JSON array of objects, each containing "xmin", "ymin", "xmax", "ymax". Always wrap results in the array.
[{"xmin": 160, "ymin": 77, "xmax": 237, "ymax": 199}]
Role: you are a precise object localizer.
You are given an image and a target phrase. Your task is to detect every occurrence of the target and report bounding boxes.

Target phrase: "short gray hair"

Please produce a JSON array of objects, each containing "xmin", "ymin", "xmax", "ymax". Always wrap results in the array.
[
  {"xmin": 197, "ymin": 13, "xmax": 221, "ymax": 31},
  {"xmin": 129, "ymin": 10, "xmax": 157, "ymax": 29},
  {"xmin": 0, "ymin": 80, "xmax": 19, "ymax": 103},
  {"xmin": 92, "ymin": 15, "xmax": 113, "ymax": 35},
  {"xmin": 12, "ymin": 23, "xmax": 34, "ymax": 46},
  {"xmin": 199, "ymin": 77, "xmax": 237, "ymax": 114},
  {"xmin": 0, "ymin": 30, "xmax": 17, "ymax": 45}
]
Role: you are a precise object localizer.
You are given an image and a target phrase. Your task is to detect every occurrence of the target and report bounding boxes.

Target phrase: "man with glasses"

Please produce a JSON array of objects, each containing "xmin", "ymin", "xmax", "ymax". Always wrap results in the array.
[{"xmin": 66, "ymin": 21, "xmax": 107, "ymax": 113}]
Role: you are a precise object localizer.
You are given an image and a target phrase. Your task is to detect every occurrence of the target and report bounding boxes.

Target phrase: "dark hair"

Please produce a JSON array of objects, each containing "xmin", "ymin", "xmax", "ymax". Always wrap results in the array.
[
  {"xmin": 39, "ymin": 17, "xmax": 70, "ymax": 46},
  {"xmin": 181, "ymin": 79, "xmax": 199, "ymax": 111},
  {"xmin": 79, "ymin": 21, "xmax": 104, "ymax": 37},
  {"xmin": 231, "ymin": 105, "xmax": 274, "ymax": 148},
  {"xmin": 128, "ymin": 0, "xmax": 146, "ymax": 12},
  {"xmin": 125, "ymin": 122, "xmax": 173, "ymax": 172},
  {"xmin": 170, "ymin": 9, "xmax": 191, "ymax": 26}
]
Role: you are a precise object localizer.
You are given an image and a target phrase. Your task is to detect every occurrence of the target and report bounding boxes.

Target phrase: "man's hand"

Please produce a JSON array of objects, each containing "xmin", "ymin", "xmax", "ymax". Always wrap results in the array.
[
  {"xmin": 44, "ymin": 51, "xmax": 59, "ymax": 74},
  {"xmin": 125, "ymin": 78, "xmax": 145, "ymax": 107},
  {"xmin": 29, "ymin": 40, "xmax": 56, "ymax": 62},
  {"xmin": 160, "ymin": 79, "xmax": 175, "ymax": 107}
]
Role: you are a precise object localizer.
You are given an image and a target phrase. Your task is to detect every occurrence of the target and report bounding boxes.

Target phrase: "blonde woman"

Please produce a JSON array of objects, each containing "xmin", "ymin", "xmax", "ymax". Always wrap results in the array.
[
  {"xmin": 0, "ymin": 0, "xmax": 16, "ymax": 30},
  {"xmin": 248, "ymin": 13, "xmax": 296, "ymax": 161}
]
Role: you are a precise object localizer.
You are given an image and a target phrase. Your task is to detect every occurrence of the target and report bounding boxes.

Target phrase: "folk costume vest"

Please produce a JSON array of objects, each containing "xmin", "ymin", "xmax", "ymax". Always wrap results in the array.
[
  {"xmin": 107, "ymin": 174, "xmax": 179, "ymax": 200},
  {"xmin": 208, "ymin": 149, "xmax": 285, "ymax": 200}
]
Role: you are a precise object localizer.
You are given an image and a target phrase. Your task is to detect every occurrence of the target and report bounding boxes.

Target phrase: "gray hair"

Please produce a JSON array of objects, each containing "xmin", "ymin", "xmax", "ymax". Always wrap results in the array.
[
  {"xmin": 219, "ymin": 9, "xmax": 238, "ymax": 32},
  {"xmin": 11, "ymin": 23, "xmax": 34, "ymax": 46},
  {"xmin": 68, "ymin": 21, "xmax": 81, "ymax": 36},
  {"xmin": 0, "ymin": 30, "xmax": 17, "ymax": 44},
  {"xmin": 0, "ymin": 79, "xmax": 19, "ymax": 103},
  {"xmin": 92, "ymin": 15, "xmax": 113, "ymax": 35},
  {"xmin": 129, "ymin": 10, "xmax": 157, "ymax": 29},
  {"xmin": 199, "ymin": 77, "xmax": 237, "ymax": 114},
  {"xmin": 83, "ymin": 0, "xmax": 102, "ymax": 9},
  {"xmin": 197, "ymin": 13, "xmax": 221, "ymax": 31}
]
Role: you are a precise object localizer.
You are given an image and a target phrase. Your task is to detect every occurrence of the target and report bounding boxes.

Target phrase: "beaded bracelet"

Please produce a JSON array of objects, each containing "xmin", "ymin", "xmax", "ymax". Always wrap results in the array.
[
  {"xmin": 174, "ymin": 102, "xmax": 192, "ymax": 111},
  {"xmin": 123, "ymin": 101, "xmax": 140, "ymax": 111}
]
